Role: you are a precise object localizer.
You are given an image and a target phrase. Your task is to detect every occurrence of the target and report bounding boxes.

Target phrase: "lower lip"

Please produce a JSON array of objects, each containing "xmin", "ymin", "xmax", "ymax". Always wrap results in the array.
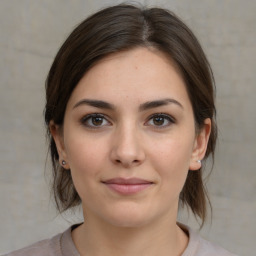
[{"xmin": 104, "ymin": 183, "xmax": 152, "ymax": 195}]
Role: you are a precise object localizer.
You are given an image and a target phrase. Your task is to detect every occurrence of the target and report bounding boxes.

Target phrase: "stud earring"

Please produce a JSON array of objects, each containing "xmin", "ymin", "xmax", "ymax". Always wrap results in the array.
[
  {"xmin": 197, "ymin": 160, "xmax": 201, "ymax": 163},
  {"xmin": 62, "ymin": 160, "xmax": 66, "ymax": 166}
]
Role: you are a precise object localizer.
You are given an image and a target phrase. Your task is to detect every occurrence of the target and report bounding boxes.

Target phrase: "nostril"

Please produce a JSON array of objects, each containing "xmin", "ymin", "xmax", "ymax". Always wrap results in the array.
[{"xmin": 115, "ymin": 159, "xmax": 141, "ymax": 167}]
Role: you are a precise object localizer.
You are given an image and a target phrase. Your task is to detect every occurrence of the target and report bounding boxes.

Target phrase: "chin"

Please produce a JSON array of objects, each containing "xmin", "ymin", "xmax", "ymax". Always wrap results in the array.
[{"xmin": 102, "ymin": 205, "xmax": 156, "ymax": 228}]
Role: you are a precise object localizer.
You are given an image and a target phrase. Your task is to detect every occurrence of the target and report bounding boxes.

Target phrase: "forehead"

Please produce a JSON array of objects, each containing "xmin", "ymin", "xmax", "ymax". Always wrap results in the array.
[{"xmin": 66, "ymin": 47, "xmax": 191, "ymax": 110}]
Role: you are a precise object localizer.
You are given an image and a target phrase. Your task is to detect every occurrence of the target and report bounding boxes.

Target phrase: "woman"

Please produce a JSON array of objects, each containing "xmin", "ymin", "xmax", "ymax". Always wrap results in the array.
[{"xmin": 6, "ymin": 4, "xmax": 238, "ymax": 256}]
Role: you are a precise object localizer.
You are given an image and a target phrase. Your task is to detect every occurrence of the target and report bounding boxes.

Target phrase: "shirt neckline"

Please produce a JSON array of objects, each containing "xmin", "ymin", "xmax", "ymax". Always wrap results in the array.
[{"xmin": 60, "ymin": 223, "xmax": 200, "ymax": 256}]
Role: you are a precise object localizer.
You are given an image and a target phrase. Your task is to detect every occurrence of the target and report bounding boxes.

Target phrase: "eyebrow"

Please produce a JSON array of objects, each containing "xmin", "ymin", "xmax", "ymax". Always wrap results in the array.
[
  {"xmin": 139, "ymin": 98, "xmax": 183, "ymax": 111},
  {"xmin": 73, "ymin": 98, "xmax": 183, "ymax": 111},
  {"xmin": 73, "ymin": 99, "xmax": 115, "ymax": 110}
]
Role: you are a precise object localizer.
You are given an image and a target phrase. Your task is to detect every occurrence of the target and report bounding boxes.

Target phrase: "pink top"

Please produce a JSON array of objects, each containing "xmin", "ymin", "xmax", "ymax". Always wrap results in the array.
[{"xmin": 4, "ymin": 225, "xmax": 238, "ymax": 256}]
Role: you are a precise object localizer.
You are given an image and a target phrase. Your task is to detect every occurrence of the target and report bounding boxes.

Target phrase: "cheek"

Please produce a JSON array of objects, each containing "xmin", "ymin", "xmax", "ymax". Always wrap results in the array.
[
  {"xmin": 149, "ymin": 136, "xmax": 194, "ymax": 193},
  {"xmin": 64, "ymin": 133, "xmax": 108, "ymax": 191},
  {"xmin": 150, "ymin": 133, "xmax": 194, "ymax": 167}
]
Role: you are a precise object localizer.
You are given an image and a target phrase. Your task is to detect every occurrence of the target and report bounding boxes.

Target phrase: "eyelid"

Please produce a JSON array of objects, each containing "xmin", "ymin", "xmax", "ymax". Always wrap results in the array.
[
  {"xmin": 145, "ymin": 113, "xmax": 176, "ymax": 127},
  {"xmin": 80, "ymin": 113, "xmax": 112, "ymax": 128},
  {"xmin": 147, "ymin": 113, "xmax": 176, "ymax": 121},
  {"xmin": 79, "ymin": 112, "xmax": 175, "ymax": 129}
]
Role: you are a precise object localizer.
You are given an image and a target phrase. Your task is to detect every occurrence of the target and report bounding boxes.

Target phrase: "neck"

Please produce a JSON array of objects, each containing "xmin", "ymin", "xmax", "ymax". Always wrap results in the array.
[{"xmin": 72, "ymin": 211, "xmax": 188, "ymax": 256}]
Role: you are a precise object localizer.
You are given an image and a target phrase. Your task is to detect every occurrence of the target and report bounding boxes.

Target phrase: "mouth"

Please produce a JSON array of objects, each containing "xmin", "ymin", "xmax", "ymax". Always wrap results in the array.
[{"xmin": 102, "ymin": 178, "xmax": 154, "ymax": 195}]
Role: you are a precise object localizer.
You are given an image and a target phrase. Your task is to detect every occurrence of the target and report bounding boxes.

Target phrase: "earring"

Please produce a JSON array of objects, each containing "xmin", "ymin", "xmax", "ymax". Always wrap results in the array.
[
  {"xmin": 62, "ymin": 160, "xmax": 66, "ymax": 166},
  {"xmin": 197, "ymin": 160, "xmax": 201, "ymax": 164}
]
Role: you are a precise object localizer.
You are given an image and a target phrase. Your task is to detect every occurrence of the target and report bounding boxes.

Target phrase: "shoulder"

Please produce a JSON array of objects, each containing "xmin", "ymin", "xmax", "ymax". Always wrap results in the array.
[
  {"xmin": 3, "ymin": 230, "xmax": 65, "ymax": 256},
  {"xmin": 3, "ymin": 226, "xmax": 79, "ymax": 256},
  {"xmin": 195, "ymin": 235, "xmax": 238, "ymax": 256},
  {"xmin": 180, "ymin": 224, "xmax": 239, "ymax": 256}
]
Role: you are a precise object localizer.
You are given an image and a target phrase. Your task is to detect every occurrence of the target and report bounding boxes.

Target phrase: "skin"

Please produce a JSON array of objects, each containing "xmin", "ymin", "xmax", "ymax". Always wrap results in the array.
[{"xmin": 51, "ymin": 47, "xmax": 211, "ymax": 256}]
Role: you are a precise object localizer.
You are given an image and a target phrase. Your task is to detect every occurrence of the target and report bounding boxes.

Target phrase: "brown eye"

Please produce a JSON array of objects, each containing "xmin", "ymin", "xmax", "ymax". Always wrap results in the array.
[
  {"xmin": 81, "ymin": 114, "xmax": 111, "ymax": 128},
  {"xmin": 152, "ymin": 116, "xmax": 165, "ymax": 126},
  {"xmin": 92, "ymin": 116, "xmax": 104, "ymax": 126},
  {"xmin": 146, "ymin": 114, "xmax": 175, "ymax": 128}
]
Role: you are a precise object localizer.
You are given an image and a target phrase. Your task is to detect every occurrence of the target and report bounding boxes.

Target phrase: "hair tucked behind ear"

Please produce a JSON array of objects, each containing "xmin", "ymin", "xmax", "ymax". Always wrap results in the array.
[{"xmin": 45, "ymin": 4, "xmax": 217, "ymax": 225}]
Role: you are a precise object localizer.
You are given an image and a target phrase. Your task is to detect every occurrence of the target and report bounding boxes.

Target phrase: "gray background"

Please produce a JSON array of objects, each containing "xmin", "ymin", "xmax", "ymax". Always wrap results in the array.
[{"xmin": 0, "ymin": 0, "xmax": 255, "ymax": 255}]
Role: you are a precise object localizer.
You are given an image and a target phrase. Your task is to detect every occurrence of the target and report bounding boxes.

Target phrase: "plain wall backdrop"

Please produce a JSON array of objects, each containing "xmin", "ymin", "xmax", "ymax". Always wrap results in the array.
[{"xmin": 0, "ymin": 0, "xmax": 255, "ymax": 255}]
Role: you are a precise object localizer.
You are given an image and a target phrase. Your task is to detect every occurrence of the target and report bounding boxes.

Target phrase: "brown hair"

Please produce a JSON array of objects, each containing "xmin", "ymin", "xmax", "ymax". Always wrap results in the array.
[{"xmin": 44, "ymin": 4, "xmax": 217, "ymax": 225}]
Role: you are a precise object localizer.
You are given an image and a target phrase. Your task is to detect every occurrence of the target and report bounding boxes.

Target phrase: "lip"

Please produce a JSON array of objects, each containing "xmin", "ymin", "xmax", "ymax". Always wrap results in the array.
[{"xmin": 102, "ymin": 178, "xmax": 154, "ymax": 195}]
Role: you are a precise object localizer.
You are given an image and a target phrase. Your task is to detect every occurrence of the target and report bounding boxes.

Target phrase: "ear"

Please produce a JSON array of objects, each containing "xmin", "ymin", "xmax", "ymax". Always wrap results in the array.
[
  {"xmin": 49, "ymin": 120, "xmax": 70, "ymax": 169},
  {"xmin": 189, "ymin": 118, "xmax": 211, "ymax": 171}
]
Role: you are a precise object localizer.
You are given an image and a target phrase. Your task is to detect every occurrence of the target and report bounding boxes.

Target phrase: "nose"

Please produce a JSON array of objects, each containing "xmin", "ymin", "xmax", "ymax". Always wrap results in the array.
[{"xmin": 110, "ymin": 123, "xmax": 145, "ymax": 168}]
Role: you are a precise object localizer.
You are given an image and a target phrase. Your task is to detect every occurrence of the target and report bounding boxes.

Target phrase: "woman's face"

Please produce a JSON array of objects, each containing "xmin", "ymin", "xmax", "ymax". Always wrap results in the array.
[{"xmin": 52, "ymin": 47, "xmax": 210, "ymax": 228}]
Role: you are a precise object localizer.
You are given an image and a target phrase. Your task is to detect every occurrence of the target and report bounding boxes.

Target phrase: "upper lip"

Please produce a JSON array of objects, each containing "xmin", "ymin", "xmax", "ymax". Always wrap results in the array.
[{"xmin": 102, "ymin": 178, "xmax": 153, "ymax": 185}]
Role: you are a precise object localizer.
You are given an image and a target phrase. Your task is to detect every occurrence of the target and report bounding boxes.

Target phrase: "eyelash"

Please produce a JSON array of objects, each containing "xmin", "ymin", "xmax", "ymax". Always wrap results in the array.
[
  {"xmin": 80, "ymin": 113, "xmax": 175, "ymax": 129},
  {"xmin": 146, "ymin": 113, "xmax": 176, "ymax": 128},
  {"xmin": 80, "ymin": 114, "xmax": 111, "ymax": 129}
]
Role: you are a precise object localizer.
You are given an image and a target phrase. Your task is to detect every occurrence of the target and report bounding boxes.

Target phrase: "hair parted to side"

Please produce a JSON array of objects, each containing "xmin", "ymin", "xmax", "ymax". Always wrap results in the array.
[{"xmin": 44, "ymin": 4, "xmax": 217, "ymax": 225}]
